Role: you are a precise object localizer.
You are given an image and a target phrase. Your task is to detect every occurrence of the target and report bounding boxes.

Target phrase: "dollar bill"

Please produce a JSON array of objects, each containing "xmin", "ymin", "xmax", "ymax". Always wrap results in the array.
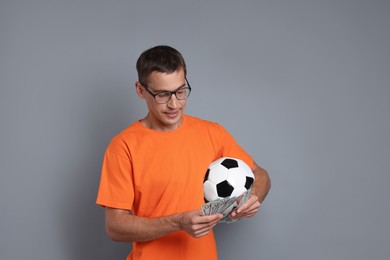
[{"xmin": 202, "ymin": 187, "xmax": 253, "ymax": 223}]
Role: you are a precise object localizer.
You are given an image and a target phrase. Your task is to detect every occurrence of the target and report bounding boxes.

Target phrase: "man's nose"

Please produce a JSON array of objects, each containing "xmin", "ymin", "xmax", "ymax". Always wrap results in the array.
[{"xmin": 167, "ymin": 93, "xmax": 179, "ymax": 108}]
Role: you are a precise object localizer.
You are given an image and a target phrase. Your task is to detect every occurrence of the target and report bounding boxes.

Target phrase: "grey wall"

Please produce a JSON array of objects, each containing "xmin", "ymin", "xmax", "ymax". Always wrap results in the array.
[{"xmin": 1, "ymin": 1, "xmax": 389, "ymax": 259}]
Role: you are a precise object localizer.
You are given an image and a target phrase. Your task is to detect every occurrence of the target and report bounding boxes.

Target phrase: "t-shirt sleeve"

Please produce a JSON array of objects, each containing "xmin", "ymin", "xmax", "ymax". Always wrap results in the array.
[
  {"xmin": 212, "ymin": 123, "xmax": 254, "ymax": 169},
  {"xmin": 96, "ymin": 139, "xmax": 134, "ymax": 211}
]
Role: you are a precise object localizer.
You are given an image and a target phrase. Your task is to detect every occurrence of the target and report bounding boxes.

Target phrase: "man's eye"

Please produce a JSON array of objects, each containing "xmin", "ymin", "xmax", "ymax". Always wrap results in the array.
[{"xmin": 157, "ymin": 92, "xmax": 171, "ymax": 98}]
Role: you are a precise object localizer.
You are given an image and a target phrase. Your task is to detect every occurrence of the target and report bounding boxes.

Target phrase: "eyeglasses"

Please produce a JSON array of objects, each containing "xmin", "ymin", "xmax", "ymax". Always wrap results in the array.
[{"xmin": 140, "ymin": 78, "xmax": 192, "ymax": 104}]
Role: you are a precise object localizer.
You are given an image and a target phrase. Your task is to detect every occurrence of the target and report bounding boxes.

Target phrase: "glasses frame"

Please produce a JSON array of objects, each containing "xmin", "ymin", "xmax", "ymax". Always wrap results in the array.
[{"xmin": 139, "ymin": 77, "xmax": 192, "ymax": 104}]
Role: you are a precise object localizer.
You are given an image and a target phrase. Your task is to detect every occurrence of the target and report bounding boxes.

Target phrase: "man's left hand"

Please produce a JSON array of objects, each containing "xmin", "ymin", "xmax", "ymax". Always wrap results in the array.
[{"xmin": 229, "ymin": 195, "xmax": 260, "ymax": 220}]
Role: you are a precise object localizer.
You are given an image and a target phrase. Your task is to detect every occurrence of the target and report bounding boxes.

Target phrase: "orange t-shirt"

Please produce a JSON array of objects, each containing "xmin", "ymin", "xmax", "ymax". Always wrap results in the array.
[{"xmin": 96, "ymin": 114, "xmax": 253, "ymax": 260}]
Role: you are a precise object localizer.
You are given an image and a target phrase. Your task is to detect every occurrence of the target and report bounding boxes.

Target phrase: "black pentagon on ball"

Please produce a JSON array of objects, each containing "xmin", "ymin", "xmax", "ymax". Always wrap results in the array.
[
  {"xmin": 245, "ymin": 176, "xmax": 254, "ymax": 190},
  {"xmin": 216, "ymin": 180, "xmax": 234, "ymax": 197},
  {"xmin": 221, "ymin": 158, "xmax": 239, "ymax": 169},
  {"xmin": 203, "ymin": 169, "xmax": 210, "ymax": 183}
]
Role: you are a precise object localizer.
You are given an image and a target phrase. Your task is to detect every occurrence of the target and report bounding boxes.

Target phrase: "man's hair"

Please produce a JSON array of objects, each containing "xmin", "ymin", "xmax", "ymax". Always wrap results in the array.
[{"xmin": 136, "ymin": 45, "xmax": 187, "ymax": 85}]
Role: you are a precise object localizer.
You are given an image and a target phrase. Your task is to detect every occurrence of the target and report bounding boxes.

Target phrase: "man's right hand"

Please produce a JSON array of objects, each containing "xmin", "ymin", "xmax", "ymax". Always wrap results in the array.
[{"xmin": 176, "ymin": 210, "xmax": 223, "ymax": 238}]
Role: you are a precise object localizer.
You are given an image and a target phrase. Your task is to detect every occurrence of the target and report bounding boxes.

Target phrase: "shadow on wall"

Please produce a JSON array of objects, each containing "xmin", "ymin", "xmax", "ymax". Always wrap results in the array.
[{"xmin": 56, "ymin": 78, "xmax": 141, "ymax": 259}]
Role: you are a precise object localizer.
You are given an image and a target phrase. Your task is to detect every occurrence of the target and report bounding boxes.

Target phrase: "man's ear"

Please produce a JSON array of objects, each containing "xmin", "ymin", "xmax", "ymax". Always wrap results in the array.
[{"xmin": 135, "ymin": 82, "xmax": 145, "ymax": 99}]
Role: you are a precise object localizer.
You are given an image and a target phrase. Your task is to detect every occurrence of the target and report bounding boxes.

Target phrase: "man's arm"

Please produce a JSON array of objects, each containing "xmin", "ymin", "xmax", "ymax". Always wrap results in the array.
[
  {"xmin": 105, "ymin": 207, "xmax": 223, "ymax": 243},
  {"xmin": 250, "ymin": 161, "xmax": 271, "ymax": 202},
  {"xmin": 229, "ymin": 161, "xmax": 271, "ymax": 219}
]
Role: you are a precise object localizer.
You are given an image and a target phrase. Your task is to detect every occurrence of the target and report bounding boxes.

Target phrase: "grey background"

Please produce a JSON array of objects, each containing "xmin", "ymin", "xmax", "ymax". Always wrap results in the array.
[{"xmin": 1, "ymin": 0, "xmax": 389, "ymax": 259}]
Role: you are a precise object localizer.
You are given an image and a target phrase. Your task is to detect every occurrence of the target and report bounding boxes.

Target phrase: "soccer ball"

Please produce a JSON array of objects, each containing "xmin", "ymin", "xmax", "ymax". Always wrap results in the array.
[{"xmin": 203, "ymin": 157, "xmax": 255, "ymax": 202}]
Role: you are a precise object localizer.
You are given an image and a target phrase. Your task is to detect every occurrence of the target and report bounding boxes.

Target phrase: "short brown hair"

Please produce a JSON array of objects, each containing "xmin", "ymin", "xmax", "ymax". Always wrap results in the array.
[{"xmin": 136, "ymin": 45, "xmax": 187, "ymax": 84}]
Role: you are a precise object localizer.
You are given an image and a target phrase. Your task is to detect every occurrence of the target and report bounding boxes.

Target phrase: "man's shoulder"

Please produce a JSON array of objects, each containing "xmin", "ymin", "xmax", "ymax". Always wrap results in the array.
[
  {"xmin": 184, "ymin": 114, "xmax": 229, "ymax": 137},
  {"xmin": 184, "ymin": 114, "xmax": 219, "ymax": 128},
  {"xmin": 107, "ymin": 120, "xmax": 143, "ymax": 148}
]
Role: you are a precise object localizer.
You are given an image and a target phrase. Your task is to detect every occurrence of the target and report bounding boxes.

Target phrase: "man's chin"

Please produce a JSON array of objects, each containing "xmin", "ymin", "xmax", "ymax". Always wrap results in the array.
[{"xmin": 162, "ymin": 113, "xmax": 183, "ymax": 129}]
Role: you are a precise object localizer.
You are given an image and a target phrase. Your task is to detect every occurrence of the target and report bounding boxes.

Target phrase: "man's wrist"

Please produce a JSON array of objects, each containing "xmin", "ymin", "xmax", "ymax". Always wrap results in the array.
[{"xmin": 170, "ymin": 213, "xmax": 183, "ymax": 231}]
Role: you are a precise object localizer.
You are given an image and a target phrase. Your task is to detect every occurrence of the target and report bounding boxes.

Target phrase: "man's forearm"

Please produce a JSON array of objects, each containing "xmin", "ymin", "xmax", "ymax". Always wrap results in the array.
[
  {"xmin": 105, "ymin": 208, "xmax": 182, "ymax": 243},
  {"xmin": 252, "ymin": 162, "xmax": 271, "ymax": 203},
  {"xmin": 105, "ymin": 207, "xmax": 223, "ymax": 243}
]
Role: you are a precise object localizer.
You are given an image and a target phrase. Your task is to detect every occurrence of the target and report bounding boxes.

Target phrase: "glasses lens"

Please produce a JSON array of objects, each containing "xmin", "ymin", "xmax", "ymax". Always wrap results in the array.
[
  {"xmin": 155, "ymin": 92, "xmax": 172, "ymax": 103},
  {"xmin": 176, "ymin": 87, "xmax": 190, "ymax": 99},
  {"xmin": 154, "ymin": 87, "xmax": 191, "ymax": 103}
]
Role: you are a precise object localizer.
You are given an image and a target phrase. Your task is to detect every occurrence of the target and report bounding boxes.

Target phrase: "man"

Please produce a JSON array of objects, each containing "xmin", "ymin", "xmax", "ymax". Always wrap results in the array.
[{"xmin": 96, "ymin": 45, "xmax": 271, "ymax": 260}]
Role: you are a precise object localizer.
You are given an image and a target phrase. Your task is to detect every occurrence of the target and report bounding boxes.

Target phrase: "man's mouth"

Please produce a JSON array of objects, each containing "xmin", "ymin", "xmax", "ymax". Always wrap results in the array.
[{"xmin": 164, "ymin": 110, "xmax": 180, "ymax": 118}]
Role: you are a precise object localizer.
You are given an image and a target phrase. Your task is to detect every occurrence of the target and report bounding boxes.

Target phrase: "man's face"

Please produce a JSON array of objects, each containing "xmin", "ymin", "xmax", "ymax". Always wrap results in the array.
[{"xmin": 136, "ymin": 69, "xmax": 188, "ymax": 131}]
